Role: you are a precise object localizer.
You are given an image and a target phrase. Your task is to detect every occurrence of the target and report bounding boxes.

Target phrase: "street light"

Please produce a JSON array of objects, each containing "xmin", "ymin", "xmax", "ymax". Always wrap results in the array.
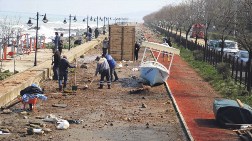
[
  {"xmin": 63, "ymin": 14, "xmax": 77, "ymax": 50},
  {"xmin": 27, "ymin": 12, "xmax": 48, "ymax": 66},
  {"xmin": 83, "ymin": 16, "xmax": 89, "ymax": 34}
]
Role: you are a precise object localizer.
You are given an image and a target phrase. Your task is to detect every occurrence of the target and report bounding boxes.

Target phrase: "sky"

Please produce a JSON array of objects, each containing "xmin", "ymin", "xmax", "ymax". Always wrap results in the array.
[{"xmin": 0, "ymin": 0, "xmax": 182, "ymax": 22}]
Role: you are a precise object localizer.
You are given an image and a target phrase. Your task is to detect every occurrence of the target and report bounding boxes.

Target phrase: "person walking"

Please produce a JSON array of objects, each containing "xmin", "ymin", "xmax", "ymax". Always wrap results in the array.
[
  {"xmin": 104, "ymin": 54, "xmax": 119, "ymax": 82},
  {"xmin": 95, "ymin": 28, "xmax": 99, "ymax": 38},
  {"xmin": 51, "ymin": 50, "xmax": 61, "ymax": 80},
  {"xmin": 58, "ymin": 55, "xmax": 76, "ymax": 91},
  {"xmin": 53, "ymin": 32, "xmax": 60, "ymax": 53},
  {"xmin": 134, "ymin": 41, "xmax": 140, "ymax": 61},
  {"xmin": 102, "ymin": 37, "xmax": 109, "ymax": 55},
  {"xmin": 58, "ymin": 33, "xmax": 64, "ymax": 55},
  {"xmin": 88, "ymin": 26, "xmax": 92, "ymax": 34},
  {"xmin": 102, "ymin": 25, "xmax": 106, "ymax": 35},
  {"xmin": 95, "ymin": 56, "xmax": 111, "ymax": 89}
]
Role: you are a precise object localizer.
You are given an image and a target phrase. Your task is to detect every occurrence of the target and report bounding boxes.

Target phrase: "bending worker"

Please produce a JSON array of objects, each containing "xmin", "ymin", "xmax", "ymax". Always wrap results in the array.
[{"xmin": 95, "ymin": 56, "xmax": 111, "ymax": 89}]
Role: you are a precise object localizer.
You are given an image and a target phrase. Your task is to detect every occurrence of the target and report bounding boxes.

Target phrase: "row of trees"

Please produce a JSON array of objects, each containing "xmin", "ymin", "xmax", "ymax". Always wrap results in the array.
[{"xmin": 143, "ymin": 0, "xmax": 252, "ymax": 91}]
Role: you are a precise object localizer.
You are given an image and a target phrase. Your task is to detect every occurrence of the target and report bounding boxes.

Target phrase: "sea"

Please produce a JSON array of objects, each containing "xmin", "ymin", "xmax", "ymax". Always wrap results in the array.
[{"xmin": 0, "ymin": 11, "xmax": 107, "ymax": 43}]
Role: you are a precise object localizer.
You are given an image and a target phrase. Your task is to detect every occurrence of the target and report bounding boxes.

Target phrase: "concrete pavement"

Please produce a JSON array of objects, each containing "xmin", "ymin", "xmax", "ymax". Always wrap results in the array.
[{"xmin": 0, "ymin": 35, "xmax": 106, "ymax": 107}]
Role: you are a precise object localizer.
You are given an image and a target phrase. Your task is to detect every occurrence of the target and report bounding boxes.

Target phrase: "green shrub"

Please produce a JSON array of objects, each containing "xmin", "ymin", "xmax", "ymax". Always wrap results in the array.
[
  {"xmin": 192, "ymin": 50, "xmax": 204, "ymax": 61},
  {"xmin": 216, "ymin": 62, "xmax": 230, "ymax": 79}
]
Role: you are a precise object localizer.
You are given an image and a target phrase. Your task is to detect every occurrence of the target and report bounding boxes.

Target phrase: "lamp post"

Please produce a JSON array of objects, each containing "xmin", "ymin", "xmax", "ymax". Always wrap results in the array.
[
  {"xmin": 83, "ymin": 16, "xmax": 89, "ymax": 34},
  {"xmin": 103, "ymin": 17, "xmax": 106, "ymax": 26},
  {"xmin": 27, "ymin": 12, "xmax": 48, "ymax": 66},
  {"xmin": 63, "ymin": 14, "xmax": 77, "ymax": 50},
  {"xmin": 108, "ymin": 17, "xmax": 111, "ymax": 25}
]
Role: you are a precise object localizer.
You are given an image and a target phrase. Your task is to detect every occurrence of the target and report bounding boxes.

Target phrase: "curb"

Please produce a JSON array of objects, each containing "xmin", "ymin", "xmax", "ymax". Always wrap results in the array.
[{"xmin": 164, "ymin": 82, "xmax": 194, "ymax": 141}]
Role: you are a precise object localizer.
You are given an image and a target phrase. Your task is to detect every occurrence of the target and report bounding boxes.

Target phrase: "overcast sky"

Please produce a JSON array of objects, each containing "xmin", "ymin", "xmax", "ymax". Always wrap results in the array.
[{"xmin": 0, "ymin": 0, "xmax": 182, "ymax": 22}]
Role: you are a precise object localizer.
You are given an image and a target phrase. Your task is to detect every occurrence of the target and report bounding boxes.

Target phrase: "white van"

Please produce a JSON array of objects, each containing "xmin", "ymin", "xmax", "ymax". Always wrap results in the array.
[{"xmin": 215, "ymin": 40, "xmax": 239, "ymax": 54}]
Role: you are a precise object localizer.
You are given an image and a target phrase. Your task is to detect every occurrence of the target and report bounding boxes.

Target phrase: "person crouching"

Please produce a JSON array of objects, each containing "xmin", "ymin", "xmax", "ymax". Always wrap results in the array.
[
  {"xmin": 95, "ymin": 56, "xmax": 111, "ymax": 89},
  {"xmin": 58, "ymin": 55, "xmax": 76, "ymax": 91}
]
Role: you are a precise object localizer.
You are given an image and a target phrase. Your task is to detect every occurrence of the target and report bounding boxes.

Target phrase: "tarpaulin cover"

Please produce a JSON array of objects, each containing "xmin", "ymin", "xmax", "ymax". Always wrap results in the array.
[{"xmin": 213, "ymin": 99, "xmax": 252, "ymax": 126}]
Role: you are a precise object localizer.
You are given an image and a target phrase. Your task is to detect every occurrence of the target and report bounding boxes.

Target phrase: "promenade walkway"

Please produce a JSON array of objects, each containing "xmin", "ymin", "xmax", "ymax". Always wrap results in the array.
[
  {"xmin": 155, "ymin": 53, "xmax": 240, "ymax": 141},
  {"xmin": 0, "ymin": 35, "xmax": 105, "ymax": 107}
]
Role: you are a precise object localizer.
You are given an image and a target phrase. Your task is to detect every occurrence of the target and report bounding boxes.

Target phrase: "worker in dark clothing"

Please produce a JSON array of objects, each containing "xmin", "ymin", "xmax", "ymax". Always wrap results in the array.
[
  {"xmin": 58, "ymin": 55, "xmax": 76, "ymax": 91},
  {"xmin": 134, "ymin": 41, "xmax": 140, "ymax": 61},
  {"xmin": 104, "ymin": 54, "xmax": 119, "ymax": 82},
  {"xmin": 167, "ymin": 37, "xmax": 172, "ymax": 47},
  {"xmin": 102, "ymin": 37, "xmax": 109, "ymax": 55},
  {"xmin": 51, "ymin": 51, "xmax": 61, "ymax": 80},
  {"xmin": 95, "ymin": 56, "xmax": 111, "ymax": 89},
  {"xmin": 58, "ymin": 33, "xmax": 64, "ymax": 55},
  {"xmin": 94, "ymin": 28, "xmax": 99, "ymax": 38}
]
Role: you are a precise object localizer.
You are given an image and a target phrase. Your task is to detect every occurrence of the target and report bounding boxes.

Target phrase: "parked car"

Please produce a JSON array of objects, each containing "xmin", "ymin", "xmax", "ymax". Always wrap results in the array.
[
  {"xmin": 234, "ymin": 50, "xmax": 249, "ymax": 69},
  {"xmin": 215, "ymin": 40, "xmax": 239, "ymax": 55},
  {"xmin": 207, "ymin": 40, "xmax": 220, "ymax": 50}
]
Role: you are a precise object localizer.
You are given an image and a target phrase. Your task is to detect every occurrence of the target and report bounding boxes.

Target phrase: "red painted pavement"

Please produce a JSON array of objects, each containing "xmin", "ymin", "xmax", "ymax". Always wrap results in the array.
[{"xmin": 153, "ymin": 52, "xmax": 240, "ymax": 141}]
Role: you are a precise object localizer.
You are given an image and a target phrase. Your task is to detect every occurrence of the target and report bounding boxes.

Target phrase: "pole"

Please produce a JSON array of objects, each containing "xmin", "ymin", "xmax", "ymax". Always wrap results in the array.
[
  {"xmin": 69, "ymin": 14, "xmax": 71, "ymax": 50},
  {"xmin": 87, "ymin": 16, "xmax": 89, "ymax": 34},
  {"xmin": 97, "ymin": 16, "xmax": 98, "ymax": 28},
  {"xmin": 104, "ymin": 17, "xmax": 105, "ymax": 26},
  {"xmin": 34, "ymin": 12, "xmax": 39, "ymax": 66}
]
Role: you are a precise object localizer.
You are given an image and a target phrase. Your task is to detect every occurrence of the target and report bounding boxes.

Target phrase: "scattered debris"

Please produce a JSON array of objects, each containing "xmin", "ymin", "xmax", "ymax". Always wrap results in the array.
[
  {"xmin": 33, "ymin": 128, "xmax": 44, "ymax": 135},
  {"xmin": 52, "ymin": 104, "xmax": 68, "ymax": 108},
  {"xmin": 20, "ymin": 111, "xmax": 28, "ymax": 115},
  {"xmin": 129, "ymin": 85, "xmax": 151, "ymax": 94},
  {"xmin": 132, "ymin": 68, "xmax": 139, "ymax": 71},
  {"xmin": 83, "ymin": 85, "xmax": 88, "ymax": 89},
  {"xmin": 117, "ymin": 62, "xmax": 123, "ymax": 68},
  {"xmin": 0, "ymin": 128, "xmax": 10, "ymax": 133},
  {"xmin": 56, "ymin": 120, "xmax": 70, "ymax": 130},
  {"xmin": 43, "ymin": 128, "xmax": 52, "ymax": 133},
  {"xmin": 35, "ymin": 116, "xmax": 45, "ymax": 119},
  {"xmin": 2, "ymin": 109, "xmax": 12, "ymax": 114},
  {"xmin": 146, "ymin": 122, "xmax": 149, "ymax": 128},
  {"xmin": 80, "ymin": 55, "xmax": 84, "ymax": 58},
  {"xmin": 43, "ymin": 114, "xmax": 62, "ymax": 123},
  {"xmin": 80, "ymin": 64, "xmax": 88, "ymax": 69},
  {"xmin": 67, "ymin": 120, "xmax": 82, "ymax": 124},
  {"xmin": 141, "ymin": 103, "xmax": 147, "ymax": 108},
  {"xmin": 233, "ymin": 126, "xmax": 252, "ymax": 140}
]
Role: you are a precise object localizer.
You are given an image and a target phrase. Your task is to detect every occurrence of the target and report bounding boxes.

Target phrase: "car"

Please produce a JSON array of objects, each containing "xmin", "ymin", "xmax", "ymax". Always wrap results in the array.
[
  {"xmin": 215, "ymin": 40, "xmax": 239, "ymax": 55},
  {"xmin": 235, "ymin": 50, "xmax": 249, "ymax": 62},
  {"xmin": 207, "ymin": 40, "xmax": 220, "ymax": 50},
  {"xmin": 234, "ymin": 50, "xmax": 249, "ymax": 68}
]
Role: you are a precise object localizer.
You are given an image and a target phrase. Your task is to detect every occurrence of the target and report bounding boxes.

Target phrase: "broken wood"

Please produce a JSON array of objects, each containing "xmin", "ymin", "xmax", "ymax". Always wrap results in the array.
[{"xmin": 52, "ymin": 104, "xmax": 68, "ymax": 108}]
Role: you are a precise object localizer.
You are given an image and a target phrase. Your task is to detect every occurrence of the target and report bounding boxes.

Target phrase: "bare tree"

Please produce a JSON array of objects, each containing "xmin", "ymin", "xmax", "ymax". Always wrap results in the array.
[
  {"xmin": 212, "ymin": 0, "xmax": 236, "ymax": 59},
  {"xmin": 236, "ymin": 0, "xmax": 252, "ymax": 91}
]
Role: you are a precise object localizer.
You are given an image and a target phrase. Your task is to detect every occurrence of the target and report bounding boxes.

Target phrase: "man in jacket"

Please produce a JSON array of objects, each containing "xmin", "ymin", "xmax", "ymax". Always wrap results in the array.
[
  {"xmin": 134, "ymin": 41, "xmax": 140, "ymax": 61},
  {"xmin": 58, "ymin": 55, "xmax": 76, "ymax": 91},
  {"xmin": 95, "ymin": 56, "xmax": 111, "ymax": 89},
  {"xmin": 102, "ymin": 37, "xmax": 109, "ymax": 55},
  {"xmin": 53, "ymin": 32, "xmax": 60, "ymax": 53},
  {"xmin": 51, "ymin": 50, "xmax": 61, "ymax": 80},
  {"xmin": 103, "ymin": 54, "xmax": 118, "ymax": 82}
]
